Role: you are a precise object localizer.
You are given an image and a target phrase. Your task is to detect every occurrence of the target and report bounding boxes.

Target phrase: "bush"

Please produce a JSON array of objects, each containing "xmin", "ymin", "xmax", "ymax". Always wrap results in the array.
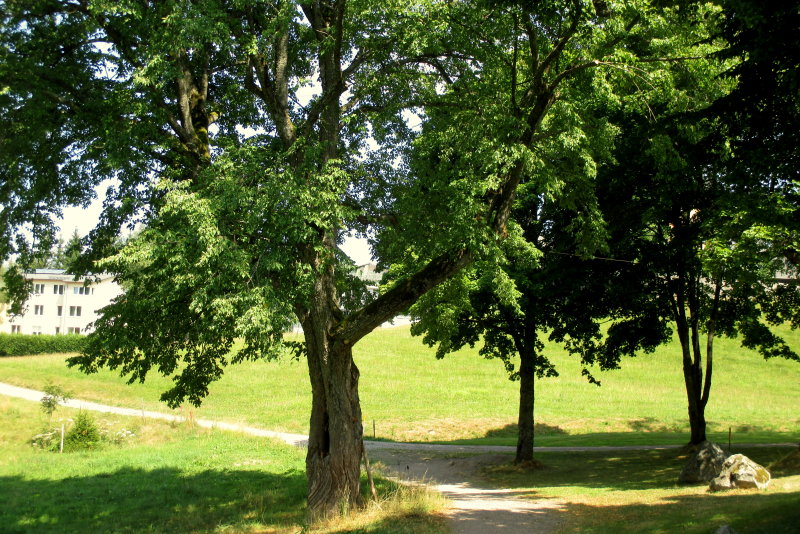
[
  {"xmin": 40, "ymin": 383, "xmax": 71, "ymax": 418},
  {"xmin": 0, "ymin": 333, "xmax": 86, "ymax": 356},
  {"xmin": 63, "ymin": 411, "xmax": 101, "ymax": 451},
  {"xmin": 30, "ymin": 429, "xmax": 60, "ymax": 451},
  {"xmin": 31, "ymin": 415, "xmax": 136, "ymax": 452}
]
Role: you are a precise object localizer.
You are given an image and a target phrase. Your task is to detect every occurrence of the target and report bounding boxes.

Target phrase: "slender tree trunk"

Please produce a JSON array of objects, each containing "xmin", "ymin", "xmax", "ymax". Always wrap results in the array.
[
  {"xmin": 685, "ymin": 372, "xmax": 707, "ymax": 444},
  {"xmin": 515, "ymin": 348, "xmax": 535, "ymax": 463},
  {"xmin": 672, "ymin": 279, "xmax": 707, "ymax": 445},
  {"xmin": 678, "ymin": 323, "xmax": 707, "ymax": 444}
]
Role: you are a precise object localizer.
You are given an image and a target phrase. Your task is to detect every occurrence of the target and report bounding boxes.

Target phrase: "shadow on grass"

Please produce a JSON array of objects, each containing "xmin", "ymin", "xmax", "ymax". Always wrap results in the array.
[
  {"xmin": 0, "ymin": 467, "xmax": 307, "ymax": 534},
  {"xmin": 436, "ymin": 424, "xmax": 799, "ymax": 448},
  {"xmin": 626, "ymin": 417, "xmax": 682, "ymax": 432},
  {"xmin": 560, "ymin": 491, "xmax": 800, "ymax": 534},
  {"xmin": 481, "ymin": 447, "xmax": 800, "ymax": 492},
  {"xmin": 420, "ymin": 490, "xmax": 800, "ymax": 534},
  {"xmin": 474, "ymin": 448, "xmax": 800, "ymax": 533},
  {"xmin": 483, "ymin": 422, "xmax": 568, "ymax": 439}
]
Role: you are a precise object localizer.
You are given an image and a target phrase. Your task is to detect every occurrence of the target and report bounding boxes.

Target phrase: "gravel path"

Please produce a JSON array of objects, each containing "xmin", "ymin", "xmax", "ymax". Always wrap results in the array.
[
  {"xmin": 370, "ymin": 448, "xmax": 567, "ymax": 534},
  {"xmin": 2, "ymin": 381, "xmax": 795, "ymax": 534}
]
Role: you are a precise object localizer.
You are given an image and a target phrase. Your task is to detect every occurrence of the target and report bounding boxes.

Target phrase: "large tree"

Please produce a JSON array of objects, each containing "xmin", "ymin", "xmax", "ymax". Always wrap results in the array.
[
  {"xmin": 592, "ymin": 71, "xmax": 800, "ymax": 445},
  {"xmin": 406, "ymin": 1, "xmax": 723, "ymax": 460},
  {"xmin": 0, "ymin": 0, "xmax": 715, "ymax": 514}
]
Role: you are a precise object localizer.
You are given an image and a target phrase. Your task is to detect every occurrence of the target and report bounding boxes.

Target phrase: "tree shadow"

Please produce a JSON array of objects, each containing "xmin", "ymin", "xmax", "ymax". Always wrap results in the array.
[
  {"xmin": 435, "ymin": 422, "xmax": 797, "ymax": 448},
  {"xmin": 558, "ymin": 491, "xmax": 800, "ymax": 533},
  {"xmin": 415, "ymin": 490, "xmax": 800, "ymax": 534},
  {"xmin": 483, "ymin": 422, "xmax": 567, "ymax": 439},
  {"xmin": 480, "ymin": 446, "xmax": 800, "ymax": 492},
  {"xmin": 0, "ymin": 466, "xmax": 307, "ymax": 534},
  {"xmin": 626, "ymin": 417, "xmax": 682, "ymax": 432}
]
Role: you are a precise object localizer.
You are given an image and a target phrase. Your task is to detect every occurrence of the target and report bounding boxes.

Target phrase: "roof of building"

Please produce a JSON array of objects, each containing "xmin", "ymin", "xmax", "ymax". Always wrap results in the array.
[
  {"xmin": 355, "ymin": 263, "xmax": 383, "ymax": 283},
  {"xmin": 25, "ymin": 269, "xmax": 114, "ymax": 283}
]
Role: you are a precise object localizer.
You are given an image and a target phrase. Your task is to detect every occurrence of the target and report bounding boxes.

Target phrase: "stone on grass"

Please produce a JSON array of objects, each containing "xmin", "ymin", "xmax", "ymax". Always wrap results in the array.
[
  {"xmin": 678, "ymin": 441, "xmax": 728, "ymax": 484},
  {"xmin": 710, "ymin": 454, "xmax": 770, "ymax": 491},
  {"xmin": 714, "ymin": 526, "xmax": 738, "ymax": 534}
]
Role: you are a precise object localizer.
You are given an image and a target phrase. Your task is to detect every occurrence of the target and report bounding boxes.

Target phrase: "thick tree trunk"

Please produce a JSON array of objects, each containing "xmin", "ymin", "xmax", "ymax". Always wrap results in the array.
[
  {"xmin": 515, "ymin": 350, "xmax": 535, "ymax": 463},
  {"xmin": 301, "ymin": 257, "xmax": 364, "ymax": 517},
  {"xmin": 305, "ymin": 324, "xmax": 364, "ymax": 516}
]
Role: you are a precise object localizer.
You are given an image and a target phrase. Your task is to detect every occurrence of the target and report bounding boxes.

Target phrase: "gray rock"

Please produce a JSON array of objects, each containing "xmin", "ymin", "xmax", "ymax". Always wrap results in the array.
[
  {"xmin": 678, "ymin": 441, "xmax": 728, "ymax": 484},
  {"xmin": 714, "ymin": 526, "xmax": 738, "ymax": 534},
  {"xmin": 710, "ymin": 454, "xmax": 771, "ymax": 491}
]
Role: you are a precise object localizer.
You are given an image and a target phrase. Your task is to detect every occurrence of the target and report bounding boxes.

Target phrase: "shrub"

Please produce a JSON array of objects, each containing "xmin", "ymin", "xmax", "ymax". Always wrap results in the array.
[
  {"xmin": 30, "ymin": 429, "xmax": 60, "ymax": 451},
  {"xmin": 40, "ymin": 383, "xmax": 70, "ymax": 418},
  {"xmin": 0, "ymin": 333, "xmax": 86, "ymax": 356},
  {"xmin": 63, "ymin": 411, "xmax": 101, "ymax": 451}
]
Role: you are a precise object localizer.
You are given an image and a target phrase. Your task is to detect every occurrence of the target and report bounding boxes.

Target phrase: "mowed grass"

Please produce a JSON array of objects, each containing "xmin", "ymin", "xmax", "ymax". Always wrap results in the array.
[
  {"xmin": 0, "ymin": 395, "xmax": 447, "ymax": 534},
  {"xmin": 0, "ymin": 325, "xmax": 798, "ymax": 446},
  {"xmin": 480, "ymin": 446, "xmax": 800, "ymax": 534}
]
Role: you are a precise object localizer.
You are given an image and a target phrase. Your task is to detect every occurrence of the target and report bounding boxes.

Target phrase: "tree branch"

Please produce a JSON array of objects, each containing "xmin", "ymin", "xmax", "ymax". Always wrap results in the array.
[{"xmin": 336, "ymin": 248, "xmax": 473, "ymax": 344}]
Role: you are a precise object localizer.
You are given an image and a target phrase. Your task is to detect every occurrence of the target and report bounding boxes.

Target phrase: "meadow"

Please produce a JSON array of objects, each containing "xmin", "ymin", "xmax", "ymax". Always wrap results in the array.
[
  {"xmin": 0, "ymin": 325, "xmax": 797, "ymax": 446},
  {"xmin": 0, "ymin": 395, "xmax": 446, "ymax": 534},
  {"xmin": 1, "ymin": 325, "xmax": 798, "ymax": 533}
]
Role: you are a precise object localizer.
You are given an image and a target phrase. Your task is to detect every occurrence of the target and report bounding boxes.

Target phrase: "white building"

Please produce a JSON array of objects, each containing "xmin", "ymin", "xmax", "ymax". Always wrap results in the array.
[{"xmin": 1, "ymin": 269, "xmax": 123, "ymax": 335}]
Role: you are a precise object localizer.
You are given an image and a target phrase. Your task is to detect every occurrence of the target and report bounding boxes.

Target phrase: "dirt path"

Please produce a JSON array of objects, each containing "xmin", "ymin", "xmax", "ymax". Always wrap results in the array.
[
  {"xmin": 2, "ymin": 382, "xmax": 795, "ymax": 534},
  {"xmin": 370, "ymin": 448, "xmax": 566, "ymax": 534}
]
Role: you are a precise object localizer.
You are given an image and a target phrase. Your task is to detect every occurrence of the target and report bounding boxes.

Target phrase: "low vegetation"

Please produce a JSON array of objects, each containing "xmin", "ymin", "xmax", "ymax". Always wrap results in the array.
[{"xmin": 0, "ymin": 396, "xmax": 447, "ymax": 534}]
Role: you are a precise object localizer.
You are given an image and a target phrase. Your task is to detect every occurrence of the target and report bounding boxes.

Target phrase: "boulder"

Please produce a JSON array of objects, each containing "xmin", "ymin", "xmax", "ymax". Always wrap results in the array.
[
  {"xmin": 710, "ymin": 454, "xmax": 770, "ymax": 491},
  {"xmin": 678, "ymin": 441, "xmax": 728, "ymax": 484},
  {"xmin": 714, "ymin": 526, "xmax": 738, "ymax": 534}
]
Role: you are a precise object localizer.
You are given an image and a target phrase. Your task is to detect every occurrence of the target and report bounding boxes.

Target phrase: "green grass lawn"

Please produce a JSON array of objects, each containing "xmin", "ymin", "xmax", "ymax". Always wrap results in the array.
[
  {"xmin": 0, "ymin": 325, "xmax": 798, "ymax": 446},
  {"xmin": 479, "ymin": 446, "xmax": 800, "ymax": 534},
  {"xmin": 0, "ymin": 395, "xmax": 447, "ymax": 534}
]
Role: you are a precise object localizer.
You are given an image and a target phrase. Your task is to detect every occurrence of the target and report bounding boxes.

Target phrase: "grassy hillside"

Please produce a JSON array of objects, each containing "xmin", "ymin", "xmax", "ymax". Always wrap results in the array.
[
  {"xmin": 0, "ymin": 325, "xmax": 798, "ymax": 446},
  {"xmin": 0, "ymin": 395, "xmax": 446, "ymax": 534}
]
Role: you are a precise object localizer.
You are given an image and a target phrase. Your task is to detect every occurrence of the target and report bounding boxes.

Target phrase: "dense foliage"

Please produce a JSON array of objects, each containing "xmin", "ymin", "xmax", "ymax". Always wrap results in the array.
[{"xmin": 0, "ymin": 333, "xmax": 87, "ymax": 357}]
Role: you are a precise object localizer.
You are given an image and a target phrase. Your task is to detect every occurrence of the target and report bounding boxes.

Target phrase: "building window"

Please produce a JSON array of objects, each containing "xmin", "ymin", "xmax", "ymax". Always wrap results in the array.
[
  {"xmin": 55, "ymin": 327, "xmax": 60, "ymax": 335},
  {"xmin": 34, "ymin": 283, "xmax": 45, "ymax": 294},
  {"xmin": 11, "ymin": 325, "xmax": 21, "ymax": 334},
  {"xmin": 73, "ymin": 286, "xmax": 92, "ymax": 295},
  {"xmin": 57, "ymin": 306, "xmax": 63, "ymax": 316},
  {"xmin": 32, "ymin": 327, "xmax": 42, "ymax": 335},
  {"xmin": 68, "ymin": 327, "xmax": 81, "ymax": 334},
  {"xmin": 53, "ymin": 284, "xmax": 64, "ymax": 295},
  {"xmin": 69, "ymin": 306, "xmax": 82, "ymax": 317},
  {"xmin": 34, "ymin": 305, "xmax": 44, "ymax": 315}
]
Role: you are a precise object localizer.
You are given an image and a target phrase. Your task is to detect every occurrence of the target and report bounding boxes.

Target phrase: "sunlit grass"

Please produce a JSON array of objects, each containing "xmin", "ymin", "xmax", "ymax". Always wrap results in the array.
[
  {"xmin": 0, "ymin": 324, "xmax": 798, "ymax": 446},
  {"xmin": 0, "ymin": 395, "xmax": 448, "ymax": 534}
]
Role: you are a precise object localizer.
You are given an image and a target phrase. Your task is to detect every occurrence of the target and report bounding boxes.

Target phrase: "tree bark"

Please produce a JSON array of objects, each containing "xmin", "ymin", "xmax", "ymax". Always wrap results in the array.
[
  {"xmin": 672, "ymin": 279, "xmax": 707, "ymax": 445},
  {"xmin": 515, "ymin": 347, "xmax": 535, "ymax": 463},
  {"xmin": 304, "ymin": 316, "xmax": 364, "ymax": 516}
]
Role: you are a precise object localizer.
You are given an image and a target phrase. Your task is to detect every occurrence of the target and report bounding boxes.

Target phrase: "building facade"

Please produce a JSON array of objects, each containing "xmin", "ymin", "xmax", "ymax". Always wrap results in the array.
[{"xmin": 1, "ymin": 269, "xmax": 123, "ymax": 335}]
